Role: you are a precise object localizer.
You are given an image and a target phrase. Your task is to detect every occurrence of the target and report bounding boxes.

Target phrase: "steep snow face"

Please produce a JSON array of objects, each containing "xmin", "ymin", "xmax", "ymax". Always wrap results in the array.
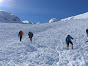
[
  {"xmin": 61, "ymin": 12, "xmax": 88, "ymax": 21},
  {"xmin": 48, "ymin": 18, "xmax": 59, "ymax": 23},
  {"xmin": 0, "ymin": 11, "xmax": 21, "ymax": 23}
]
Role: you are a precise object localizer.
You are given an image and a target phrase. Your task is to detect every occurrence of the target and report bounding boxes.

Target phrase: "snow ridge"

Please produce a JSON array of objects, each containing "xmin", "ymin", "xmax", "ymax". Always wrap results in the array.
[
  {"xmin": 0, "ymin": 10, "xmax": 21, "ymax": 23},
  {"xmin": 61, "ymin": 12, "xmax": 88, "ymax": 21},
  {"xmin": 49, "ymin": 18, "xmax": 59, "ymax": 23}
]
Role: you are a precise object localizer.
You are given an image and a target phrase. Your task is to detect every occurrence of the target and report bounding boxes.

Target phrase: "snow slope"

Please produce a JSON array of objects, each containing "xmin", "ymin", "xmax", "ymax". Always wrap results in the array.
[
  {"xmin": 73, "ymin": 12, "xmax": 88, "ymax": 19},
  {"xmin": 61, "ymin": 12, "xmax": 88, "ymax": 21},
  {"xmin": 0, "ymin": 13, "xmax": 88, "ymax": 66},
  {"xmin": 0, "ymin": 11, "xmax": 21, "ymax": 23}
]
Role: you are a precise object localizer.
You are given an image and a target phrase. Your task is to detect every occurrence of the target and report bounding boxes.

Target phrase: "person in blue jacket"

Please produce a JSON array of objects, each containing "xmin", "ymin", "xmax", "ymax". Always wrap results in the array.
[{"xmin": 66, "ymin": 35, "xmax": 73, "ymax": 49}]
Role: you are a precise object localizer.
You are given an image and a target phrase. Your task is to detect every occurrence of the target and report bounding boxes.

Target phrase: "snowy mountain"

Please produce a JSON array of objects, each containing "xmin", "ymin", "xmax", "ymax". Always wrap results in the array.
[
  {"xmin": 48, "ymin": 18, "xmax": 59, "ymax": 23},
  {"xmin": 22, "ymin": 20, "xmax": 31, "ymax": 24},
  {"xmin": 73, "ymin": 12, "xmax": 88, "ymax": 19},
  {"xmin": 0, "ymin": 10, "xmax": 21, "ymax": 23},
  {"xmin": 61, "ymin": 12, "xmax": 88, "ymax": 21},
  {"xmin": 22, "ymin": 20, "xmax": 40, "ymax": 24},
  {"xmin": 1, "ymin": 12, "xmax": 88, "ymax": 66}
]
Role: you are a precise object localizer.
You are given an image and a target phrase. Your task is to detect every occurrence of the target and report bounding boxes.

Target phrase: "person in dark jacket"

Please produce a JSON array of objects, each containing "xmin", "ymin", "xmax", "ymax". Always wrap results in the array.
[
  {"xmin": 18, "ymin": 30, "xmax": 24, "ymax": 41},
  {"xmin": 28, "ymin": 32, "xmax": 33, "ymax": 42},
  {"xmin": 66, "ymin": 35, "xmax": 73, "ymax": 49},
  {"xmin": 86, "ymin": 29, "xmax": 88, "ymax": 37}
]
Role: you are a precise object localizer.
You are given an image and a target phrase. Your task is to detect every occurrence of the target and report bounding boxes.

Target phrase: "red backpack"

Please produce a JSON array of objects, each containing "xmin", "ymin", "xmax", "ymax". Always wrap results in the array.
[{"xmin": 22, "ymin": 32, "xmax": 24, "ymax": 35}]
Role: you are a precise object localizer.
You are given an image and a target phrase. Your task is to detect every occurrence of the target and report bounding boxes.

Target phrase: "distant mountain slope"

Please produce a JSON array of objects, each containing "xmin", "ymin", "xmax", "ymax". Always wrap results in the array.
[
  {"xmin": 0, "ymin": 10, "xmax": 22, "ymax": 23},
  {"xmin": 61, "ymin": 12, "xmax": 88, "ymax": 21},
  {"xmin": 48, "ymin": 18, "xmax": 59, "ymax": 23},
  {"xmin": 73, "ymin": 12, "xmax": 88, "ymax": 19}
]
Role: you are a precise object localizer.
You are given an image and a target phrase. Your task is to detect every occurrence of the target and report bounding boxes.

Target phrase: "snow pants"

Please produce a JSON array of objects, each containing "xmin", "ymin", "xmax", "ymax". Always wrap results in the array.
[
  {"xmin": 66, "ymin": 41, "xmax": 73, "ymax": 49},
  {"xmin": 20, "ymin": 36, "xmax": 22, "ymax": 41},
  {"xmin": 29, "ymin": 36, "xmax": 32, "ymax": 42}
]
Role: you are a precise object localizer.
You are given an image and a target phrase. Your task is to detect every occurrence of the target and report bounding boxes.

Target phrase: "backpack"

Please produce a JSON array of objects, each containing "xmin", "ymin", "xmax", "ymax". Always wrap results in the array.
[
  {"xmin": 19, "ymin": 31, "xmax": 23, "ymax": 36},
  {"xmin": 66, "ymin": 36, "xmax": 73, "ymax": 42},
  {"xmin": 21, "ymin": 32, "xmax": 24, "ymax": 35},
  {"xmin": 86, "ymin": 29, "xmax": 88, "ymax": 33},
  {"xmin": 28, "ymin": 32, "xmax": 33, "ymax": 37}
]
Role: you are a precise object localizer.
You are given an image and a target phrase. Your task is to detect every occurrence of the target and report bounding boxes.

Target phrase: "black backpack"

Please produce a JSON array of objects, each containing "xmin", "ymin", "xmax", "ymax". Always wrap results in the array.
[
  {"xmin": 86, "ymin": 29, "xmax": 88, "ymax": 33},
  {"xmin": 28, "ymin": 32, "xmax": 33, "ymax": 37},
  {"xmin": 19, "ymin": 31, "xmax": 23, "ymax": 35}
]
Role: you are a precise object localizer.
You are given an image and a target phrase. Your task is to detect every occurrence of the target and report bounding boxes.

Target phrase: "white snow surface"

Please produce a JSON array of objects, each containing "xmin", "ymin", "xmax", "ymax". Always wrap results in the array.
[
  {"xmin": 61, "ymin": 12, "xmax": 88, "ymax": 21},
  {"xmin": 73, "ymin": 12, "xmax": 88, "ymax": 19},
  {"xmin": 0, "ymin": 10, "xmax": 21, "ymax": 23},
  {"xmin": 1, "ymin": 15, "xmax": 88, "ymax": 66}
]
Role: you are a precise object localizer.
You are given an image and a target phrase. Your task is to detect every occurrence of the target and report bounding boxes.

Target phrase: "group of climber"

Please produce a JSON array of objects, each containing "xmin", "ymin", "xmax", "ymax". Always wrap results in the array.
[
  {"xmin": 18, "ymin": 30, "xmax": 33, "ymax": 42},
  {"xmin": 18, "ymin": 30, "xmax": 73, "ymax": 49},
  {"xmin": 18, "ymin": 29, "xmax": 88, "ymax": 50}
]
